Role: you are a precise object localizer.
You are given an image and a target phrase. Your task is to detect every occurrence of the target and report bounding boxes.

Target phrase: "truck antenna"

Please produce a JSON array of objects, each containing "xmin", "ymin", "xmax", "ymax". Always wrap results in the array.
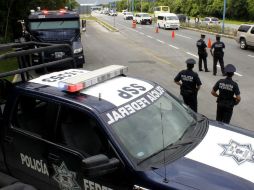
[{"xmin": 160, "ymin": 103, "xmax": 169, "ymax": 183}]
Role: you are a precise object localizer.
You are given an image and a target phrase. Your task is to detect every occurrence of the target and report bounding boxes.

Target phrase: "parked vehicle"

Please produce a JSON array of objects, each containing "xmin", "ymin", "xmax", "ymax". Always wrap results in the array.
[
  {"xmin": 25, "ymin": 8, "xmax": 85, "ymax": 69},
  {"xmin": 134, "ymin": 13, "xmax": 152, "ymax": 25},
  {"xmin": 202, "ymin": 17, "xmax": 220, "ymax": 26},
  {"xmin": 176, "ymin": 14, "xmax": 187, "ymax": 23},
  {"xmin": 157, "ymin": 13, "xmax": 180, "ymax": 29},
  {"xmin": 235, "ymin": 24, "xmax": 254, "ymax": 49}
]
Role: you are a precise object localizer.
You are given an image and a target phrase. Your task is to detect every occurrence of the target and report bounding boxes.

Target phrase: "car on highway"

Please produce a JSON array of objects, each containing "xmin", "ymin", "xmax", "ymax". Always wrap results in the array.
[
  {"xmin": 2, "ymin": 42, "xmax": 254, "ymax": 189},
  {"xmin": 157, "ymin": 13, "xmax": 180, "ymax": 29},
  {"xmin": 202, "ymin": 17, "xmax": 220, "ymax": 26},
  {"xmin": 134, "ymin": 13, "xmax": 152, "ymax": 25},
  {"xmin": 109, "ymin": 10, "xmax": 117, "ymax": 16},
  {"xmin": 123, "ymin": 12, "xmax": 134, "ymax": 20},
  {"xmin": 235, "ymin": 24, "xmax": 254, "ymax": 49}
]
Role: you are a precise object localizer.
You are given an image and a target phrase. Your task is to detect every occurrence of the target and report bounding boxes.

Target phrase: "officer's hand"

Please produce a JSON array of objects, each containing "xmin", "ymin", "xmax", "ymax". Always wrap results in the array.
[{"xmin": 234, "ymin": 98, "xmax": 239, "ymax": 105}]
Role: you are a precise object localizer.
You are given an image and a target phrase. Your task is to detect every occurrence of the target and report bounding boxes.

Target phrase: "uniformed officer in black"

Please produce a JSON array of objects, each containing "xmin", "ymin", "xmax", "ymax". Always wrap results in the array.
[
  {"xmin": 210, "ymin": 35, "xmax": 225, "ymax": 76},
  {"xmin": 211, "ymin": 64, "xmax": 241, "ymax": 124},
  {"xmin": 197, "ymin": 34, "xmax": 209, "ymax": 72},
  {"xmin": 174, "ymin": 58, "xmax": 202, "ymax": 112}
]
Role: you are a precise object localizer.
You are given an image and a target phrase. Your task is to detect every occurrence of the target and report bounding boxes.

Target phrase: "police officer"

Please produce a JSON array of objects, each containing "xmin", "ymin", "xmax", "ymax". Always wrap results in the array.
[
  {"xmin": 197, "ymin": 34, "xmax": 209, "ymax": 72},
  {"xmin": 210, "ymin": 35, "xmax": 225, "ymax": 76},
  {"xmin": 174, "ymin": 58, "xmax": 202, "ymax": 112},
  {"xmin": 211, "ymin": 64, "xmax": 241, "ymax": 124}
]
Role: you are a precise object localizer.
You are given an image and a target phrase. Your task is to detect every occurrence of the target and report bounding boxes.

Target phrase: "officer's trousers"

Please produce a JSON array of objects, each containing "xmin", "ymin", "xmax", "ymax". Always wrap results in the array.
[
  {"xmin": 183, "ymin": 94, "xmax": 197, "ymax": 112},
  {"xmin": 213, "ymin": 55, "xmax": 225, "ymax": 75},
  {"xmin": 216, "ymin": 104, "xmax": 233, "ymax": 124},
  {"xmin": 198, "ymin": 54, "xmax": 208, "ymax": 71}
]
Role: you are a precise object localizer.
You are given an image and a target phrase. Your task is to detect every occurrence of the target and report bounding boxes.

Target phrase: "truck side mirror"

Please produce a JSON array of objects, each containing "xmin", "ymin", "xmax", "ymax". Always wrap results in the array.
[
  {"xmin": 81, "ymin": 20, "xmax": 86, "ymax": 32},
  {"xmin": 82, "ymin": 154, "xmax": 120, "ymax": 177}
]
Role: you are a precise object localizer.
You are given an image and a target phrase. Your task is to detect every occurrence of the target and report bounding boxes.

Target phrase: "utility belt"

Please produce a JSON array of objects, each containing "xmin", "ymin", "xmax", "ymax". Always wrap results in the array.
[
  {"xmin": 214, "ymin": 51, "xmax": 224, "ymax": 57},
  {"xmin": 198, "ymin": 51, "xmax": 207, "ymax": 56},
  {"xmin": 217, "ymin": 98, "xmax": 235, "ymax": 108},
  {"xmin": 181, "ymin": 89, "xmax": 197, "ymax": 97}
]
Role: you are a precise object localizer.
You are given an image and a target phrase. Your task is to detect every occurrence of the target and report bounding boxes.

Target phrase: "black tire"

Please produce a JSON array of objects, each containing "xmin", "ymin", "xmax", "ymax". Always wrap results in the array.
[
  {"xmin": 240, "ymin": 38, "xmax": 247, "ymax": 50},
  {"xmin": 164, "ymin": 24, "xmax": 166, "ymax": 30}
]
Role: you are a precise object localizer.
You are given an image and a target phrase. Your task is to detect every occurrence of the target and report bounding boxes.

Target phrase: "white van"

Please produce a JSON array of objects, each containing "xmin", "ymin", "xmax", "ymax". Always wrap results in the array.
[{"xmin": 157, "ymin": 13, "xmax": 180, "ymax": 29}]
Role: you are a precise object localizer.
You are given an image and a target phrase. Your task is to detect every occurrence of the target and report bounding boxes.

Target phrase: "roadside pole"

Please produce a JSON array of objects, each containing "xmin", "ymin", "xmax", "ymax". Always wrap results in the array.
[{"xmin": 222, "ymin": 0, "xmax": 226, "ymax": 33}]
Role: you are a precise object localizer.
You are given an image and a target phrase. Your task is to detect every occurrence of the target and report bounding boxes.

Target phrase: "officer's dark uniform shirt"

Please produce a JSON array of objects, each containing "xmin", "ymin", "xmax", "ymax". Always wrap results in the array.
[
  {"xmin": 211, "ymin": 41, "xmax": 225, "ymax": 56},
  {"xmin": 174, "ymin": 70, "xmax": 202, "ymax": 93},
  {"xmin": 196, "ymin": 39, "xmax": 207, "ymax": 54},
  {"xmin": 213, "ymin": 77, "xmax": 240, "ymax": 107}
]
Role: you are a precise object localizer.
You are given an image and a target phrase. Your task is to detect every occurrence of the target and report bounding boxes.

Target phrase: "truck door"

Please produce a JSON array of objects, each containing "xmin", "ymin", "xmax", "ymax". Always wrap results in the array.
[
  {"xmin": 51, "ymin": 105, "xmax": 133, "ymax": 190},
  {"xmin": 3, "ymin": 94, "xmax": 58, "ymax": 188}
]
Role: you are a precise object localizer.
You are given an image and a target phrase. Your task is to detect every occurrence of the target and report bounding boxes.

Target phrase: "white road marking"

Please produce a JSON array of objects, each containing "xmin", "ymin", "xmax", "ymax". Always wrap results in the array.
[
  {"xmin": 248, "ymin": 55, "xmax": 254, "ymax": 58},
  {"xmin": 186, "ymin": 52, "xmax": 198, "ymax": 58},
  {"xmin": 139, "ymin": 32, "xmax": 144, "ymax": 35},
  {"xmin": 168, "ymin": 44, "xmax": 180, "ymax": 49},
  {"xmin": 176, "ymin": 34, "xmax": 192, "ymax": 39},
  {"xmin": 146, "ymin": 35, "xmax": 153, "ymax": 39},
  {"xmin": 156, "ymin": 39, "xmax": 165, "ymax": 44},
  {"xmin": 216, "ymin": 65, "xmax": 243, "ymax": 76}
]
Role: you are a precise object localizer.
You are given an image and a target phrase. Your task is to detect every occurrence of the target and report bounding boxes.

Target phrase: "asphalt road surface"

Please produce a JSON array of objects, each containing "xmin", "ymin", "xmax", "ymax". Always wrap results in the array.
[{"xmin": 82, "ymin": 13, "xmax": 254, "ymax": 131}]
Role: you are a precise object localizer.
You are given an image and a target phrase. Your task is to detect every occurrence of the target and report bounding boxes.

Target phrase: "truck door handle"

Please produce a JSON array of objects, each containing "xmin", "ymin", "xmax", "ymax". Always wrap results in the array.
[
  {"xmin": 4, "ymin": 136, "xmax": 13, "ymax": 144},
  {"xmin": 48, "ymin": 153, "xmax": 60, "ymax": 162}
]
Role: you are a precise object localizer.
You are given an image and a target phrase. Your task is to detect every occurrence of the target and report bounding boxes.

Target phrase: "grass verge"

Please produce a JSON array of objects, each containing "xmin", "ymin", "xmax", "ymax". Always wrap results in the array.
[{"xmin": 0, "ymin": 50, "xmax": 18, "ymax": 82}]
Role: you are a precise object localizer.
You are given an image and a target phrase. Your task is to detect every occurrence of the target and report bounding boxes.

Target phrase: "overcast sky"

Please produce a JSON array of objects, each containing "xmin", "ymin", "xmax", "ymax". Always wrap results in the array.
[{"xmin": 76, "ymin": 0, "xmax": 118, "ymax": 5}]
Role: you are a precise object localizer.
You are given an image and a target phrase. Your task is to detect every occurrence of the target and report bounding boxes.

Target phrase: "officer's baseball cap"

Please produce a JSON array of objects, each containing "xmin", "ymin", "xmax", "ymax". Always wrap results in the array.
[
  {"xmin": 224, "ymin": 64, "xmax": 236, "ymax": 73},
  {"xmin": 185, "ymin": 58, "xmax": 196, "ymax": 65},
  {"xmin": 201, "ymin": 34, "xmax": 205, "ymax": 38},
  {"xmin": 216, "ymin": 34, "xmax": 221, "ymax": 39}
]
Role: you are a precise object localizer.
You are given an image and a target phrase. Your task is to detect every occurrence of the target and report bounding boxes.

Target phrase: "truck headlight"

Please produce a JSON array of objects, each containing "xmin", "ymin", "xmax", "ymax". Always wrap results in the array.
[{"xmin": 73, "ymin": 48, "xmax": 83, "ymax": 54}]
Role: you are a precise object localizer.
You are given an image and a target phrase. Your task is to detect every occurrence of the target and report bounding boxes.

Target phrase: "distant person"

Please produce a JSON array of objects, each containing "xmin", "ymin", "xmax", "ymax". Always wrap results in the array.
[
  {"xmin": 196, "ymin": 34, "xmax": 209, "ymax": 72},
  {"xmin": 210, "ymin": 35, "xmax": 225, "ymax": 76},
  {"xmin": 174, "ymin": 58, "xmax": 202, "ymax": 112},
  {"xmin": 211, "ymin": 64, "xmax": 241, "ymax": 124}
]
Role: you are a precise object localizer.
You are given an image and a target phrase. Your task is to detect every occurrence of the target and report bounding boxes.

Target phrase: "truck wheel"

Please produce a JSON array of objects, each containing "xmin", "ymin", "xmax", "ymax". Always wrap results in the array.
[{"xmin": 240, "ymin": 38, "xmax": 247, "ymax": 50}]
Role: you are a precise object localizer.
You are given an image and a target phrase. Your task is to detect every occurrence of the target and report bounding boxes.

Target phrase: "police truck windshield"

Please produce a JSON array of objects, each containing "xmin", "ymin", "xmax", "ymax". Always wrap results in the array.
[
  {"xmin": 111, "ymin": 92, "xmax": 196, "ymax": 161},
  {"xmin": 29, "ymin": 21, "xmax": 79, "ymax": 42},
  {"xmin": 30, "ymin": 20, "xmax": 79, "ymax": 30}
]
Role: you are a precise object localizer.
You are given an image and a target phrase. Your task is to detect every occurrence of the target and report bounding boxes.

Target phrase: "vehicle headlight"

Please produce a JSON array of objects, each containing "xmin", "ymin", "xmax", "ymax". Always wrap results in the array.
[{"xmin": 73, "ymin": 48, "xmax": 83, "ymax": 54}]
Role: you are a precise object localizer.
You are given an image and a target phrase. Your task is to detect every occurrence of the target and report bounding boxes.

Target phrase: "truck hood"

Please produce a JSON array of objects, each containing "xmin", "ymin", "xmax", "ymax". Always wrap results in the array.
[{"xmin": 142, "ymin": 125, "xmax": 254, "ymax": 190}]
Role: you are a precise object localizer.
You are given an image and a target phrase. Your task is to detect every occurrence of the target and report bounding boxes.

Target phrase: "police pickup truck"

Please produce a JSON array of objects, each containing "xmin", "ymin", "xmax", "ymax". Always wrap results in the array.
[{"xmin": 1, "ymin": 45, "xmax": 254, "ymax": 190}]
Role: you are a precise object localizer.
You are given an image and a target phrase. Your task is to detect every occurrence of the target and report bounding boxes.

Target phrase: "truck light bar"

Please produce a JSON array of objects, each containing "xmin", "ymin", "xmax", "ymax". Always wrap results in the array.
[{"xmin": 58, "ymin": 65, "xmax": 128, "ymax": 93}]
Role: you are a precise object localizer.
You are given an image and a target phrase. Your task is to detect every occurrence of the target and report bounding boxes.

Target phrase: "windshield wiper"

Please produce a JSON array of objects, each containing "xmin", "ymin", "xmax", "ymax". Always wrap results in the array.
[{"xmin": 137, "ymin": 138, "xmax": 199, "ymax": 165}]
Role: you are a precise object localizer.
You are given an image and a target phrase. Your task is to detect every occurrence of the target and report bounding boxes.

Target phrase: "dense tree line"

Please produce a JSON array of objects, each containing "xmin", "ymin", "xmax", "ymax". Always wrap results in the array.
[
  {"xmin": 116, "ymin": 0, "xmax": 254, "ymax": 21},
  {"xmin": 0, "ymin": 0, "xmax": 77, "ymax": 42}
]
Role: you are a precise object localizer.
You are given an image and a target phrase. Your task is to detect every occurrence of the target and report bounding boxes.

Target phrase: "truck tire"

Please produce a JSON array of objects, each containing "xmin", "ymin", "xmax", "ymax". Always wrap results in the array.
[{"xmin": 240, "ymin": 38, "xmax": 247, "ymax": 50}]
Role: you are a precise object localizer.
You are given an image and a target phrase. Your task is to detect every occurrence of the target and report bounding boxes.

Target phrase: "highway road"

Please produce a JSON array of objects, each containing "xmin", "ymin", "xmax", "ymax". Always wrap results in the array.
[{"xmin": 82, "ymin": 13, "xmax": 254, "ymax": 131}]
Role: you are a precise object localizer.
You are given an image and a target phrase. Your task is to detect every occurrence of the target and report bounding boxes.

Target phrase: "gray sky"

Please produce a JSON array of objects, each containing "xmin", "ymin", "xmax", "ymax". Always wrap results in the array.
[{"xmin": 76, "ymin": 0, "xmax": 117, "ymax": 5}]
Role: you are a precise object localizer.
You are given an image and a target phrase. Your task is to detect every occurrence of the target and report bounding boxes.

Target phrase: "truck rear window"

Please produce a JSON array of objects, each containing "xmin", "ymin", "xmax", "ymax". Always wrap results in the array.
[{"xmin": 238, "ymin": 25, "xmax": 251, "ymax": 32}]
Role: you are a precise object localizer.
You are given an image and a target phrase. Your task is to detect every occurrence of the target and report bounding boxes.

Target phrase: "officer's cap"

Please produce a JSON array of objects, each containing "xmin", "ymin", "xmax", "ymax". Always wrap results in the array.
[
  {"xmin": 224, "ymin": 64, "xmax": 236, "ymax": 73},
  {"xmin": 216, "ymin": 34, "xmax": 221, "ymax": 39},
  {"xmin": 185, "ymin": 58, "xmax": 196, "ymax": 65},
  {"xmin": 201, "ymin": 34, "xmax": 205, "ymax": 38}
]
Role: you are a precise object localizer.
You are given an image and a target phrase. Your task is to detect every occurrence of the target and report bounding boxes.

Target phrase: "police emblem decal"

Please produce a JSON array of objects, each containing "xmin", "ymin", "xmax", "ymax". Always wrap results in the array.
[
  {"xmin": 219, "ymin": 140, "xmax": 254, "ymax": 165},
  {"xmin": 53, "ymin": 162, "xmax": 81, "ymax": 190}
]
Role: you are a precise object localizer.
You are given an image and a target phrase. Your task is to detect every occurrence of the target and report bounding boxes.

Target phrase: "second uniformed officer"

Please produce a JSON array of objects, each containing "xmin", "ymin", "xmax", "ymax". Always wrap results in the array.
[
  {"xmin": 210, "ymin": 35, "xmax": 225, "ymax": 76},
  {"xmin": 174, "ymin": 58, "xmax": 202, "ymax": 112},
  {"xmin": 196, "ymin": 34, "xmax": 209, "ymax": 72},
  {"xmin": 211, "ymin": 64, "xmax": 241, "ymax": 124}
]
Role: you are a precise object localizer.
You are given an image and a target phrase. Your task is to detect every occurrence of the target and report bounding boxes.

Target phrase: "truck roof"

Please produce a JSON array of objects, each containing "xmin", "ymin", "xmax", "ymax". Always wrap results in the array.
[
  {"xmin": 28, "ymin": 9, "xmax": 79, "ymax": 20},
  {"xmin": 16, "ymin": 67, "xmax": 156, "ymax": 114}
]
